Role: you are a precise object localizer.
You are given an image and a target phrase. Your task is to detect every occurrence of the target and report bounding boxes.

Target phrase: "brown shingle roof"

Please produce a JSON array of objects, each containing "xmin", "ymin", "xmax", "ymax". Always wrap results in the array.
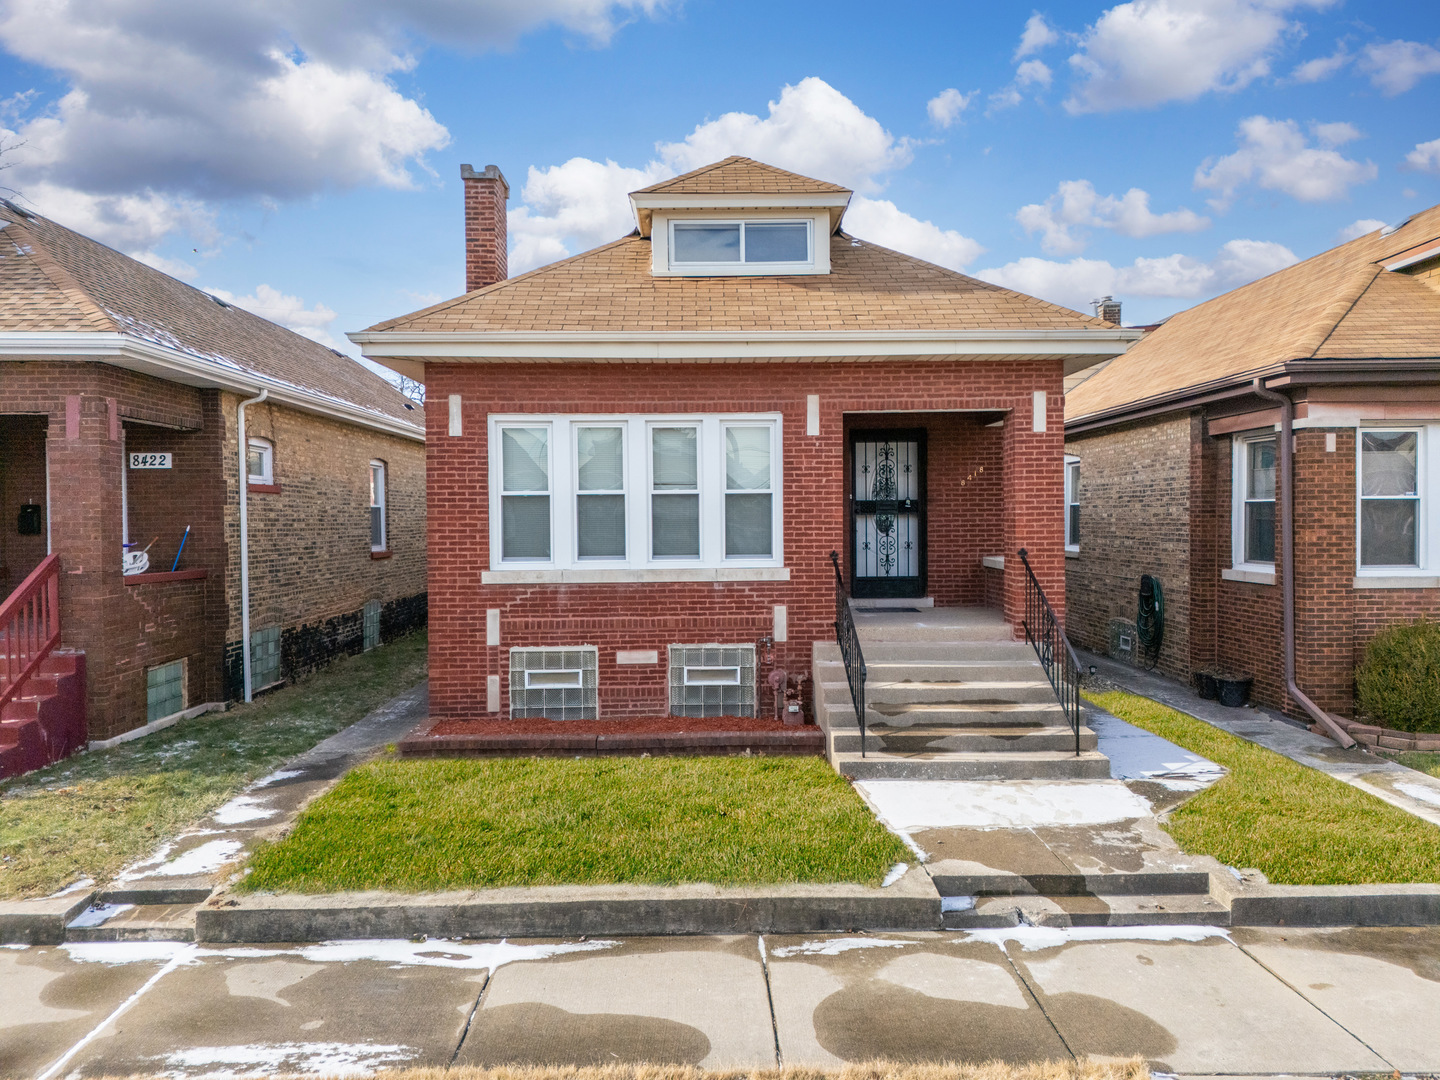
[
  {"xmin": 0, "ymin": 204, "xmax": 422, "ymax": 431},
  {"xmin": 1067, "ymin": 204, "xmax": 1440, "ymax": 423},
  {"xmin": 365, "ymin": 232, "xmax": 1112, "ymax": 334},
  {"xmin": 631, "ymin": 156, "xmax": 851, "ymax": 196}
]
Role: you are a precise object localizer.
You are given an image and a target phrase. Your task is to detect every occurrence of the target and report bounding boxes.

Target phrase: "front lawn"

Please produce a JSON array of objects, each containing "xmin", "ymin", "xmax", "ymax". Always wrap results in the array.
[
  {"xmin": 0, "ymin": 631, "xmax": 428, "ymax": 899},
  {"xmin": 239, "ymin": 756, "xmax": 909, "ymax": 892},
  {"xmin": 1384, "ymin": 750, "xmax": 1440, "ymax": 780},
  {"xmin": 1088, "ymin": 690, "xmax": 1440, "ymax": 884}
]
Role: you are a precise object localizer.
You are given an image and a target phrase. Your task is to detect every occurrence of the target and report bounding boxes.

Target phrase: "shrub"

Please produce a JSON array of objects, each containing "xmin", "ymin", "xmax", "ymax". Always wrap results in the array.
[{"xmin": 1356, "ymin": 620, "xmax": 1440, "ymax": 733}]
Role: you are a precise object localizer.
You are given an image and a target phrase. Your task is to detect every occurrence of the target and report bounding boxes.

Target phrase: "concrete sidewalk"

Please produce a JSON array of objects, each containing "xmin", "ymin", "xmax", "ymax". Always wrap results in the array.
[
  {"xmin": 1081, "ymin": 649, "xmax": 1440, "ymax": 828},
  {"xmin": 5, "ymin": 926, "xmax": 1437, "ymax": 1077}
]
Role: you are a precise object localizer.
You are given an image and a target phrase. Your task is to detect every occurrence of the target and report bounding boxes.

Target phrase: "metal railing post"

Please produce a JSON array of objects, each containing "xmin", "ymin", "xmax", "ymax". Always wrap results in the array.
[
  {"xmin": 829, "ymin": 551, "xmax": 868, "ymax": 758},
  {"xmin": 1017, "ymin": 548, "xmax": 1084, "ymax": 756}
]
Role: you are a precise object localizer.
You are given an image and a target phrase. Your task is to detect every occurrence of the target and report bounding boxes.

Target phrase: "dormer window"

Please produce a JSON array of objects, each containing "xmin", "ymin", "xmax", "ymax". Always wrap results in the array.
[{"xmin": 671, "ymin": 221, "xmax": 811, "ymax": 266}]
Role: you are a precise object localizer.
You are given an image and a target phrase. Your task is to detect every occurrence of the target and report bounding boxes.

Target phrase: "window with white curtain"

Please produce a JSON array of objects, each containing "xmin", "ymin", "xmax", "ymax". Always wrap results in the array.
[
  {"xmin": 490, "ymin": 414, "xmax": 782, "ymax": 571},
  {"xmin": 1359, "ymin": 429, "xmax": 1421, "ymax": 569}
]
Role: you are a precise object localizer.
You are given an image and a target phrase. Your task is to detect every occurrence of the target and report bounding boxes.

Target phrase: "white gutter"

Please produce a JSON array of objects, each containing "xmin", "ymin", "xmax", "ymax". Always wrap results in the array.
[
  {"xmin": 237, "ymin": 387, "xmax": 267, "ymax": 703},
  {"xmin": 0, "ymin": 332, "xmax": 424, "ymax": 442}
]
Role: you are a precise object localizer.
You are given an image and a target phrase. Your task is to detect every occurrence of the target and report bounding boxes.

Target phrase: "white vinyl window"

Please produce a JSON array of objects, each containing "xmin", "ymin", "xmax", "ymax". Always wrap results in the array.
[
  {"xmin": 1359, "ymin": 429, "xmax": 1421, "ymax": 569},
  {"xmin": 369, "ymin": 460, "xmax": 387, "ymax": 552},
  {"xmin": 669, "ymin": 220, "xmax": 812, "ymax": 269},
  {"xmin": 247, "ymin": 438, "xmax": 273, "ymax": 485},
  {"xmin": 1064, "ymin": 457, "xmax": 1080, "ymax": 551},
  {"xmin": 1232, "ymin": 434, "xmax": 1277, "ymax": 569},
  {"xmin": 490, "ymin": 414, "xmax": 782, "ymax": 571}
]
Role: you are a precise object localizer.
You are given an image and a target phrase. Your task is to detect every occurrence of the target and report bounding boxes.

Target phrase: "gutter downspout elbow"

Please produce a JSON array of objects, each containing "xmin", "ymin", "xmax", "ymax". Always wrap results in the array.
[
  {"xmin": 1251, "ymin": 377, "xmax": 1357, "ymax": 749},
  {"xmin": 237, "ymin": 387, "xmax": 268, "ymax": 704}
]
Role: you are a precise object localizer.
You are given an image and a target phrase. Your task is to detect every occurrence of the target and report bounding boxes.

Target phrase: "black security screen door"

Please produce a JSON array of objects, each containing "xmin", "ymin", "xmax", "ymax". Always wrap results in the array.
[{"xmin": 850, "ymin": 429, "xmax": 926, "ymax": 598}]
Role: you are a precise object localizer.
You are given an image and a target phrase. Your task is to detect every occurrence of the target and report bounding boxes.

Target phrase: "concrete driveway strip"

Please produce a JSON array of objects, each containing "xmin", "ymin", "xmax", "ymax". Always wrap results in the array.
[
  {"xmin": 764, "ymin": 933, "xmax": 1071, "ymax": 1065},
  {"xmin": 1235, "ymin": 926, "xmax": 1440, "ymax": 1071},
  {"xmin": 455, "ymin": 935, "xmax": 776, "ymax": 1069},
  {"xmin": 989, "ymin": 927, "xmax": 1392, "ymax": 1074}
]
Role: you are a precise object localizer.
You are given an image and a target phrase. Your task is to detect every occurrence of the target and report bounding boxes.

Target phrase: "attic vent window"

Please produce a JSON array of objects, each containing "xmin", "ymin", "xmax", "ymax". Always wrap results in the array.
[{"xmin": 671, "ymin": 221, "xmax": 811, "ymax": 267}]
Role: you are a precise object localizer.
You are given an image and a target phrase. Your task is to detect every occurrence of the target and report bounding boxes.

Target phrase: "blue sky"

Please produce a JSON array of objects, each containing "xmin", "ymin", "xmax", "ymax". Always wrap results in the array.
[{"xmin": 1, "ymin": 0, "xmax": 1437, "ymax": 374}]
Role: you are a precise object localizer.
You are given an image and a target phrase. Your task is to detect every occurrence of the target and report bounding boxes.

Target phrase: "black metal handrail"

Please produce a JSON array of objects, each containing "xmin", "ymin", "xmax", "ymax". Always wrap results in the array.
[
  {"xmin": 1017, "ymin": 548, "xmax": 1083, "ymax": 756},
  {"xmin": 829, "ymin": 551, "xmax": 868, "ymax": 758}
]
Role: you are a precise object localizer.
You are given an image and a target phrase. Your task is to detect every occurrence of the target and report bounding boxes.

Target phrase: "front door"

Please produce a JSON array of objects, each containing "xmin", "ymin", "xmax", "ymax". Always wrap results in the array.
[{"xmin": 850, "ymin": 429, "xmax": 926, "ymax": 598}]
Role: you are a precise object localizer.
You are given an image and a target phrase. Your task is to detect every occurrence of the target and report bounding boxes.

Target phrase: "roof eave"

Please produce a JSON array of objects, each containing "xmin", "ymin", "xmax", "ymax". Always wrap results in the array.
[
  {"xmin": 628, "ymin": 192, "xmax": 854, "ymax": 236},
  {"xmin": 0, "ymin": 332, "xmax": 425, "ymax": 441}
]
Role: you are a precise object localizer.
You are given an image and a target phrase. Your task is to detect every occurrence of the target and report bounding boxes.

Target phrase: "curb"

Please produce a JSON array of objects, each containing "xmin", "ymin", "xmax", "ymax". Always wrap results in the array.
[
  {"xmin": 0, "ymin": 891, "xmax": 96, "ymax": 945},
  {"xmin": 1225, "ymin": 883, "xmax": 1440, "ymax": 927}
]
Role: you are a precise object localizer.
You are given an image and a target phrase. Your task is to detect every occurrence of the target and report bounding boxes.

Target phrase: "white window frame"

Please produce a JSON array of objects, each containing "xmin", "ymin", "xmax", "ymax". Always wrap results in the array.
[
  {"xmin": 369, "ymin": 460, "xmax": 387, "ymax": 552},
  {"xmin": 247, "ymin": 437, "xmax": 273, "ymax": 485},
  {"xmin": 651, "ymin": 211, "xmax": 830, "ymax": 277},
  {"xmin": 1356, "ymin": 425, "xmax": 1429, "ymax": 576},
  {"xmin": 573, "ymin": 422, "xmax": 628, "ymax": 563},
  {"xmin": 668, "ymin": 218, "xmax": 813, "ymax": 273},
  {"xmin": 1231, "ymin": 432, "xmax": 1278, "ymax": 573},
  {"xmin": 1063, "ymin": 456, "xmax": 1080, "ymax": 552},
  {"xmin": 488, "ymin": 413, "xmax": 783, "ymax": 573}
]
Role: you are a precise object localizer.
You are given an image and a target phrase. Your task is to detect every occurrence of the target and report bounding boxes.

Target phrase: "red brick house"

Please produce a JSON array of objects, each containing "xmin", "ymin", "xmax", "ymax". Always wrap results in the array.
[
  {"xmin": 0, "ymin": 202, "xmax": 427, "ymax": 775},
  {"xmin": 1064, "ymin": 205, "xmax": 1440, "ymax": 740},
  {"xmin": 353, "ymin": 157, "xmax": 1134, "ymax": 736}
]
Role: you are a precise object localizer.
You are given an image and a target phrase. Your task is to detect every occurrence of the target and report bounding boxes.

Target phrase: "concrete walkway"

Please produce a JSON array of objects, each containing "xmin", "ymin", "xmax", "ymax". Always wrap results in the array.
[
  {"xmin": 5, "ymin": 926, "xmax": 1438, "ymax": 1077},
  {"xmin": 1081, "ymin": 649, "xmax": 1440, "ymax": 828}
]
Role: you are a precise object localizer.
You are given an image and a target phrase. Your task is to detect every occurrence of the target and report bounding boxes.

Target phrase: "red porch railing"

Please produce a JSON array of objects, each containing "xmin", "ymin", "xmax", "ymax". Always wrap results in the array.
[{"xmin": 0, "ymin": 553, "xmax": 61, "ymax": 711}]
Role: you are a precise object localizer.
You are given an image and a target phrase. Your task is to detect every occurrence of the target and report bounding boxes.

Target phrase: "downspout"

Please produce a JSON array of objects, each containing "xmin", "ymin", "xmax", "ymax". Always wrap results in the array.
[
  {"xmin": 1251, "ymin": 378, "xmax": 1357, "ymax": 748},
  {"xmin": 237, "ymin": 387, "xmax": 267, "ymax": 703}
]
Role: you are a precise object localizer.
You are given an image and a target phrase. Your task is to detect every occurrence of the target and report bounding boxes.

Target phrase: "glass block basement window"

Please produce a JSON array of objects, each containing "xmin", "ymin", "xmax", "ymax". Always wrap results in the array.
[
  {"xmin": 251, "ymin": 626, "xmax": 281, "ymax": 689},
  {"xmin": 146, "ymin": 659, "xmax": 186, "ymax": 723},
  {"xmin": 669, "ymin": 644, "xmax": 756, "ymax": 718},
  {"xmin": 362, "ymin": 599, "xmax": 381, "ymax": 651},
  {"xmin": 510, "ymin": 646, "xmax": 598, "ymax": 720}
]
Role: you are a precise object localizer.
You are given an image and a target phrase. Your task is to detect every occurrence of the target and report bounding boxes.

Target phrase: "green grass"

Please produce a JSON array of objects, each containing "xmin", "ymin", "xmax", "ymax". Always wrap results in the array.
[
  {"xmin": 239, "ymin": 756, "xmax": 910, "ymax": 892},
  {"xmin": 0, "ymin": 631, "xmax": 428, "ymax": 899},
  {"xmin": 1088, "ymin": 690, "xmax": 1440, "ymax": 884},
  {"xmin": 1384, "ymin": 750, "xmax": 1440, "ymax": 780}
]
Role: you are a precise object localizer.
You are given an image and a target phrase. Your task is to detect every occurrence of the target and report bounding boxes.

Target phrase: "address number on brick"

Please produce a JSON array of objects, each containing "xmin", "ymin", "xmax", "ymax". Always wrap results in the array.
[{"xmin": 128, "ymin": 452, "xmax": 172, "ymax": 469}]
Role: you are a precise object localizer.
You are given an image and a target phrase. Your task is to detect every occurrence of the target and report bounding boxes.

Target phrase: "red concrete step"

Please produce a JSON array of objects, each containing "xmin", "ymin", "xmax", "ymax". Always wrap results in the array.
[{"xmin": 0, "ymin": 651, "xmax": 86, "ymax": 778}]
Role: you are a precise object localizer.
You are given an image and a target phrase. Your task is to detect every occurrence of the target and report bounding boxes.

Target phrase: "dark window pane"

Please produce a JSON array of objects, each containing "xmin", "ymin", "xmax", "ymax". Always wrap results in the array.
[
  {"xmin": 725, "ymin": 493, "xmax": 772, "ymax": 556},
  {"xmin": 672, "ymin": 224, "xmax": 740, "ymax": 262},
  {"xmin": 1068, "ymin": 504, "xmax": 1080, "ymax": 547},
  {"xmin": 370, "ymin": 506, "xmax": 384, "ymax": 549},
  {"xmin": 1361, "ymin": 499, "xmax": 1418, "ymax": 566},
  {"xmin": 652, "ymin": 493, "xmax": 699, "ymax": 557},
  {"xmin": 745, "ymin": 223, "xmax": 808, "ymax": 262},
  {"xmin": 502, "ymin": 495, "xmax": 550, "ymax": 558},
  {"xmin": 578, "ymin": 494, "xmax": 626, "ymax": 558},
  {"xmin": 1246, "ymin": 501, "xmax": 1275, "ymax": 564},
  {"xmin": 1248, "ymin": 440, "xmax": 1276, "ymax": 500}
]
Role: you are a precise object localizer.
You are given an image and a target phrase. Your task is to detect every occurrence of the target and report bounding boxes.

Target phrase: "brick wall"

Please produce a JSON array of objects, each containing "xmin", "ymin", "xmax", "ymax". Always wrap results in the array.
[
  {"xmin": 1063, "ymin": 412, "xmax": 1195, "ymax": 681},
  {"xmin": 218, "ymin": 393, "xmax": 428, "ymax": 695},
  {"xmin": 426, "ymin": 358, "xmax": 1066, "ymax": 722},
  {"xmin": 0, "ymin": 415, "xmax": 49, "ymax": 592}
]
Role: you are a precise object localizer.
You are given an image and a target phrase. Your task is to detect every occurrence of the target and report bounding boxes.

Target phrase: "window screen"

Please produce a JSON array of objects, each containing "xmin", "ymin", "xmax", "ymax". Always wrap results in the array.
[
  {"xmin": 669, "ymin": 644, "xmax": 756, "ymax": 718},
  {"xmin": 363, "ymin": 599, "xmax": 381, "ymax": 651},
  {"xmin": 251, "ymin": 626, "xmax": 281, "ymax": 689},
  {"xmin": 147, "ymin": 660, "xmax": 186, "ymax": 723},
  {"xmin": 510, "ymin": 646, "xmax": 598, "ymax": 720}
]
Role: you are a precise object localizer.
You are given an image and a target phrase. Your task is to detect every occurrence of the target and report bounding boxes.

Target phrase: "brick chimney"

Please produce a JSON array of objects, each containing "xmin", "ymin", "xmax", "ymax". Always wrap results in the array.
[
  {"xmin": 1092, "ymin": 295, "xmax": 1122, "ymax": 325},
  {"xmin": 461, "ymin": 164, "xmax": 509, "ymax": 292}
]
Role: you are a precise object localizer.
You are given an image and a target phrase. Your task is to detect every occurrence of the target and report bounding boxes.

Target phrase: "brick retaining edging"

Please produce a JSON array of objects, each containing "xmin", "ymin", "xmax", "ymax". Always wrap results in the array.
[{"xmin": 397, "ymin": 728, "xmax": 824, "ymax": 758}]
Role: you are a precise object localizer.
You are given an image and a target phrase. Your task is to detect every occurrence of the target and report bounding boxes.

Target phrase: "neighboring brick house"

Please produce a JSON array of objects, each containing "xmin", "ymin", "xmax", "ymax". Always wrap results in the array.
[
  {"xmin": 0, "ymin": 202, "xmax": 426, "ymax": 773},
  {"xmin": 1064, "ymin": 205, "xmax": 1440, "ymax": 736},
  {"xmin": 351, "ymin": 157, "xmax": 1135, "ymax": 725}
]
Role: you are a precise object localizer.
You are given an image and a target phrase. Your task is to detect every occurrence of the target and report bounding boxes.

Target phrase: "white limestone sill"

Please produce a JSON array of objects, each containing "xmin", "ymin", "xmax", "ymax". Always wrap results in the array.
[
  {"xmin": 480, "ymin": 567, "xmax": 791, "ymax": 585},
  {"xmin": 1353, "ymin": 575, "xmax": 1440, "ymax": 589},
  {"xmin": 1221, "ymin": 567, "xmax": 1277, "ymax": 586}
]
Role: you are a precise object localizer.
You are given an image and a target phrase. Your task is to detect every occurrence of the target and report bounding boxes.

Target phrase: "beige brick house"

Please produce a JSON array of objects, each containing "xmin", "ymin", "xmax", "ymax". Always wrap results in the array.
[
  {"xmin": 1064, "ymin": 204, "xmax": 1440, "ymax": 737},
  {"xmin": 0, "ymin": 201, "xmax": 426, "ymax": 774}
]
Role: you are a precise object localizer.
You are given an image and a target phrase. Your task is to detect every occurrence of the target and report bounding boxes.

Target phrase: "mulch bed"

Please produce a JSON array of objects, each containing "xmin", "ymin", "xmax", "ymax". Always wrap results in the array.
[{"xmin": 401, "ymin": 715, "xmax": 824, "ymax": 759}]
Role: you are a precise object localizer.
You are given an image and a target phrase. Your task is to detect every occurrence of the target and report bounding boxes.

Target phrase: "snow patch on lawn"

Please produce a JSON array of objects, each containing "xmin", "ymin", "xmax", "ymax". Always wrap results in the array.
[
  {"xmin": 44, "ymin": 876, "xmax": 96, "ymax": 899},
  {"xmin": 772, "ymin": 937, "xmax": 911, "ymax": 958},
  {"xmin": 155, "ymin": 1040, "xmax": 416, "ymax": 1076},
  {"xmin": 964, "ymin": 924, "xmax": 1231, "ymax": 951},
  {"xmin": 881, "ymin": 862, "xmax": 908, "ymax": 887},
  {"xmin": 254, "ymin": 769, "xmax": 304, "ymax": 788},
  {"xmin": 856, "ymin": 780, "xmax": 1152, "ymax": 831},
  {"xmin": 213, "ymin": 796, "xmax": 280, "ymax": 825},
  {"xmin": 154, "ymin": 839, "xmax": 244, "ymax": 876}
]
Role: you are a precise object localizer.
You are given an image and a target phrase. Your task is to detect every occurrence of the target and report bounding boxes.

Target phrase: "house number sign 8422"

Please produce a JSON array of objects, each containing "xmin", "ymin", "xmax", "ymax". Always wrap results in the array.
[{"xmin": 129, "ymin": 452, "xmax": 172, "ymax": 469}]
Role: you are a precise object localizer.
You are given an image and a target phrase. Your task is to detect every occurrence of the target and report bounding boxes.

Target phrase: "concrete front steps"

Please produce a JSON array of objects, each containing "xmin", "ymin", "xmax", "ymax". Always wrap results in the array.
[
  {"xmin": 0, "ymin": 648, "xmax": 86, "ymax": 778},
  {"xmin": 814, "ymin": 607, "xmax": 1108, "ymax": 780},
  {"xmin": 938, "ymin": 869, "xmax": 1231, "ymax": 929}
]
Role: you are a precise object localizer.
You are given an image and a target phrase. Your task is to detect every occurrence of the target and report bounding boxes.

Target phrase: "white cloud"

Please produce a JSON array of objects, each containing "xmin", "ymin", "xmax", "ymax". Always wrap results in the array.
[
  {"xmin": 1312, "ymin": 121, "xmax": 1361, "ymax": 147},
  {"xmin": 207, "ymin": 283, "xmax": 341, "ymax": 348},
  {"xmin": 927, "ymin": 88, "xmax": 974, "ymax": 128},
  {"xmin": 987, "ymin": 86, "xmax": 1024, "ymax": 113},
  {"xmin": 1017, "ymin": 179, "xmax": 1210, "ymax": 256},
  {"xmin": 1337, "ymin": 218, "xmax": 1386, "ymax": 242},
  {"xmin": 977, "ymin": 237, "xmax": 1296, "ymax": 312},
  {"xmin": 1194, "ymin": 115, "xmax": 1377, "ymax": 210},
  {"xmin": 1290, "ymin": 45, "xmax": 1349, "ymax": 82},
  {"xmin": 1406, "ymin": 138, "xmax": 1440, "ymax": 175},
  {"xmin": 1016, "ymin": 59, "xmax": 1053, "ymax": 88},
  {"xmin": 1015, "ymin": 13, "xmax": 1061, "ymax": 59},
  {"xmin": 1359, "ymin": 39, "xmax": 1440, "ymax": 96},
  {"xmin": 655, "ymin": 78, "xmax": 913, "ymax": 195},
  {"xmin": 0, "ymin": 0, "xmax": 664, "ymax": 258},
  {"xmin": 1064, "ymin": 0, "xmax": 1329, "ymax": 114},
  {"xmin": 844, "ymin": 196, "xmax": 985, "ymax": 271}
]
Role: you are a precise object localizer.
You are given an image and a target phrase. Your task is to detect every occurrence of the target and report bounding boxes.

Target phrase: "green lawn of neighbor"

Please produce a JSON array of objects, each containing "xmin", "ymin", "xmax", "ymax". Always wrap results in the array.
[
  {"xmin": 1384, "ymin": 750, "xmax": 1440, "ymax": 780},
  {"xmin": 240, "ymin": 756, "xmax": 910, "ymax": 892},
  {"xmin": 0, "ymin": 630, "xmax": 428, "ymax": 900},
  {"xmin": 1089, "ymin": 689, "xmax": 1440, "ymax": 884}
]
